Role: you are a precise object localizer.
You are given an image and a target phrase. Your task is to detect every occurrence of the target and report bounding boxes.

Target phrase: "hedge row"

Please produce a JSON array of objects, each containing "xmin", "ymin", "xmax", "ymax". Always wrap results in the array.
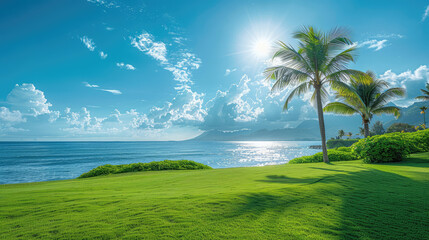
[
  {"xmin": 289, "ymin": 149, "xmax": 357, "ymax": 164},
  {"xmin": 79, "ymin": 160, "xmax": 212, "ymax": 178},
  {"xmin": 290, "ymin": 129, "xmax": 429, "ymax": 164},
  {"xmin": 327, "ymin": 139, "xmax": 359, "ymax": 148},
  {"xmin": 352, "ymin": 129, "xmax": 429, "ymax": 163}
]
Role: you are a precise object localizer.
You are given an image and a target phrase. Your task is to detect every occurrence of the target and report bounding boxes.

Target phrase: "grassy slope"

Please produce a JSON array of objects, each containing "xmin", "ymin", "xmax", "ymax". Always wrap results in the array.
[{"xmin": 1, "ymin": 153, "xmax": 429, "ymax": 239}]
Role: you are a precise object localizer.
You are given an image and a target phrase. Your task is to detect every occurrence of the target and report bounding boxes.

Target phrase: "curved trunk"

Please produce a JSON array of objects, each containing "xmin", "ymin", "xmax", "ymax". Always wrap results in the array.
[
  {"xmin": 315, "ymin": 87, "xmax": 329, "ymax": 163},
  {"xmin": 363, "ymin": 119, "xmax": 370, "ymax": 138}
]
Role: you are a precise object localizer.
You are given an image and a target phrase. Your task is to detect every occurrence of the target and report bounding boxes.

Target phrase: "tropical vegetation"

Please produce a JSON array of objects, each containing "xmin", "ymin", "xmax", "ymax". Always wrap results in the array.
[
  {"xmin": 264, "ymin": 26, "xmax": 364, "ymax": 163},
  {"xmin": 327, "ymin": 139, "xmax": 359, "ymax": 148},
  {"xmin": 324, "ymin": 71, "xmax": 405, "ymax": 137},
  {"xmin": 79, "ymin": 160, "xmax": 212, "ymax": 178},
  {"xmin": 352, "ymin": 129, "xmax": 429, "ymax": 163},
  {"xmin": 386, "ymin": 122, "xmax": 416, "ymax": 133},
  {"xmin": 420, "ymin": 106, "xmax": 427, "ymax": 128}
]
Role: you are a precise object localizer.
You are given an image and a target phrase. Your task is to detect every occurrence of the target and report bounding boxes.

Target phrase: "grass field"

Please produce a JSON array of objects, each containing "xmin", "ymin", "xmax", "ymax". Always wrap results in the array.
[{"xmin": 1, "ymin": 153, "xmax": 429, "ymax": 239}]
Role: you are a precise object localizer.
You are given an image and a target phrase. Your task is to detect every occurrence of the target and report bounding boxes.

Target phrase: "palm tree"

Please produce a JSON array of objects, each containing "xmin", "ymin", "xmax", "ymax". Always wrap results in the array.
[
  {"xmin": 416, "ymin": 83, "xmax": 429, "ymax": 101},
  {"xmin": 358, "ymin": 127, "xmax": 365, "ymax": 136},
  {"xmin": 338, "ymin": 129, "xmax": 345, "ymax": 139},
  {"xmin": 264, "ymin": 26, "xmax": 363, "ymax": 163},
  {"xmin": 347, "ymin": 132, "xmax": 353, "ymax": 139},
  {"xmin": 420, "ymin": 106, "xmax": 427, "ymax": 128},
  {"xmin": 324, "ymin": 71, "xmax": 405, "ymax": 138}
]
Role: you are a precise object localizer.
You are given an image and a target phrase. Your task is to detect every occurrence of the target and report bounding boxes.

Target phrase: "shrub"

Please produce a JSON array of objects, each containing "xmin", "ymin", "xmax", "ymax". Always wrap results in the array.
[
  {"xmin": 352, "ymin": 134, "xmax": 408, "ymax": 163},
  {"xmin": 335, "ymin": 147, "xmax": 352, "ymax": 152},
  {"xmin": 327, "ymin": 139, "xmax": 359, "ymax": 148},
  {"xmin": 79, "ymin": 160, "xmax": 212, "ymax": 178},
  {"xmin": 289, "ymin": 150, "xmax": 357, "ymax": 164},
  {"xmin": 386, "ymin": 123, "xmax": 416, "ymax": 133},
  {"xmin": 352, "ymin": 129, "xmax": 429, "ymax": 163}
]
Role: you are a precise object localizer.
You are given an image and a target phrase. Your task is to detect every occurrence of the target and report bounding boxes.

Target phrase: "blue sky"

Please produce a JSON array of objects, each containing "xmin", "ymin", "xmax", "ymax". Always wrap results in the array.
[{"xmin": 0, "ymin": 0, "xmax": 428, "ymax": 140}]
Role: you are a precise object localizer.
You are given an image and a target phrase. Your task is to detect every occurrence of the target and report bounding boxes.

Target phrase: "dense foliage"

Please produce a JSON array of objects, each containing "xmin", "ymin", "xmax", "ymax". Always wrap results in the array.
[
  {"xmin": 327, "ymin": 139, "xmax": 359, "ymax": 148},
  {"xmin": 386, "ymin": 123, "xmax": 416, "ymax": 133},
  {"xmin": 352, "ymin": 129, "xmax": 429, "ymax": 163},
  {"xmin": 79, "ymin": 160, "xmax": 212, "ymax": 178},
  {"xmin": 289, "ymin": 150, "xmax": 357, "ymax": 164}
]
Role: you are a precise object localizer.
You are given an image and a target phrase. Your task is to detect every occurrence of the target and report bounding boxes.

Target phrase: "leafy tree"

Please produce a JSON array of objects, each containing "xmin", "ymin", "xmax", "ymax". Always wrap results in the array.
[
  {"xmin": 324, "ymin": 71, "xmax": 405, "ymax": 138},
  {"xmin": 386, "ymin": 123, "xmax": 416, "ymax": 133},
  {"xmin": 264, "ymin": 26, "xmax": 363, "ymax": 163},
  {"xmin": 416, "ymin": 83, "xmax": 429, "ymax": 101},
  {"xmin": 371, "ymin": 121, "xmax": 385, "ymax": 135},
  {"xmin": 338, "ymin": 129, "xmax": 345, "ymax": 139}
]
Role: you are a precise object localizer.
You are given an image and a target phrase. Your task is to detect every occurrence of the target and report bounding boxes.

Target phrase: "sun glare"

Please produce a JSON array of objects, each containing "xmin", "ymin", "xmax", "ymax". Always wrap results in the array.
[{"xmin": 251, "ymin": 38, "xmax": 272, "ymax": 59}]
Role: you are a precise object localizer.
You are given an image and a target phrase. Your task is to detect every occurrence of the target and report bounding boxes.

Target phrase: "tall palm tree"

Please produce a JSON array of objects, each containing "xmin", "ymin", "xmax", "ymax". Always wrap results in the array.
[
  {"xmin": 420, "ymin": 106, "xmax": 427, "ymax": 128},
  {"xmin": 338, "ymin": 129, "xmax": 345, "ymax": 139},
  {"xmin": 416, "ymin": 83, "xmax": 429, "ymax": 101},
  {"xmin": 324, "ymin": 71, "xmax": 405, "ymax": 138},
  {"xmin": 264, "ymin": 26, "xmax": 363, "ymax": 163}
]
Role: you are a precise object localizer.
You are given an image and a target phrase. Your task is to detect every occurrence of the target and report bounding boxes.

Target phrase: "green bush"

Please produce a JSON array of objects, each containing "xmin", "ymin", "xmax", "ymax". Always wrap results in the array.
[
  {"xmin": 335, "ymin": 147, "xmax": 352, "ymax": 152},
  {"xmin": 289, "ymin": 150, "xmax": 357, "ymax": 164},
  {"xmin": 327, "ymin": 139, "xmax": 359, "ymax": 148},
  {"xmin": 352, "ymin": 134, "xmax": 407, "ymax": 163},
  {"xmin": 79, "ymin": 160, "xmax": 212, "ymax": 178},
  {"xmin": 352, "ymin": 129, "xmax": 429, "ymax": 163}
]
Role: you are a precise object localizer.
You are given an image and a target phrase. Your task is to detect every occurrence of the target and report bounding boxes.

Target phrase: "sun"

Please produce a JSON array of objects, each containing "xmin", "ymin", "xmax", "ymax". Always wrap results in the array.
[{"xmin": 251, "ymin": 38, "xmax": 272, "ymax": 59}]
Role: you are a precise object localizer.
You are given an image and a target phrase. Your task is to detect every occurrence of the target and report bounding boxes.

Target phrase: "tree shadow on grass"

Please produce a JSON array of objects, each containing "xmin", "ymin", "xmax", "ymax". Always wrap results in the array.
[{"xmin": 226, "ymin": 163, "xmax": 429, "ymax": 239}]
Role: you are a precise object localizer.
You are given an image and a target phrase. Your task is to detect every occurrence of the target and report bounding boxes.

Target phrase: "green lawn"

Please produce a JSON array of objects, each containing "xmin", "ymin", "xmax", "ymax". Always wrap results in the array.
[{"xmin": 1, "ymin": 153, "xmax": 429, "ymax": 239}]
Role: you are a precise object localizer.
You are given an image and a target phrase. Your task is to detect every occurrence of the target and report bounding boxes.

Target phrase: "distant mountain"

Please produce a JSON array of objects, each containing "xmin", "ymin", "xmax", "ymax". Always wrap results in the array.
[
  {"xmin": 385, "ymin": 101, "xmax": 428, "ymax": 127},
  {"xmin": 192, "ymin": 120, "xmax": 321, "ymax": 141},
  {"xmin": 191, "ymin": 101, "xmax": 428, "ymax": 141}
]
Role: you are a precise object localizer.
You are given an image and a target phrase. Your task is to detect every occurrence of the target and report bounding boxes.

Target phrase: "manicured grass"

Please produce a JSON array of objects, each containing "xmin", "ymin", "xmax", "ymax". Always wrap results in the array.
[{"xmin": 1, "ymin": 153, "xmax": 429, "ymax": 239}]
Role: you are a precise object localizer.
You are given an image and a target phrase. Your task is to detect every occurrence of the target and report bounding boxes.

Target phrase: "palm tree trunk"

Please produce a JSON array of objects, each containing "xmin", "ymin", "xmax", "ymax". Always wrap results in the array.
[
  {"xmin": 315, "ymin": 87, "xmax": 329, "ymax": 163},
  {"xmin": 363, "ymin": 120, "xmax": 370, "ymax": 138}
]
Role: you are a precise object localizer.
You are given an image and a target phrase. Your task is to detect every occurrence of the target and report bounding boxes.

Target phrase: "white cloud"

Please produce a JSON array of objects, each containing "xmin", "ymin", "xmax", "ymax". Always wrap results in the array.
[
  {"xmin": 359, "ymin": 39, "xmax": 389, "ymax": 51},
  {"xmin": 373, "ymin": 33, "xmax": 404, "ymax": 39},
  {"xmin": 80, "ymin": 36, "xmax": 96, "ymax": 51},
  {"xmin": 131, "ymin": 33, "xmax": 168, "ymax": 63},
  {"xmin": 422, "ymin": 5, "xmax": 429, "ymax": 21},
  {"xmin": 0, "ymin": 107, "xmax": 26, "ymax": 123},
  {"xmin": 380, "ymin": 65, "xmax": 429, "ymax": 107},
  {"xmin": 225, "ymin": 68, "xmax": 237, "ymax": 76},
  {"xmin": 86, "ymin": 0, "xmax": 118, "ymax": 8},
  {"xmin": 101, "ymin": 89, "xmax": 122, "ymax": 95},
  {"xmin": 83, "ymin": 82, "xmax": 121, "ymax": 95},
  {"xmin": 7, "ymin": 83, "xmax": 53, "ymax": 117},
  {"xmin": 105, "ymin": 27, "xmax": 114, "ymax": 31},
  {"xmin": 99, "ymin": 51, "xmax": 108, "ymax": 59},
  {"xmin": 83, "ymin": 82, "xmax": 99, "ymax": 88},
  {"xmin": 116, "ymin": 62, "xmax": 136, "ymax": 70}
]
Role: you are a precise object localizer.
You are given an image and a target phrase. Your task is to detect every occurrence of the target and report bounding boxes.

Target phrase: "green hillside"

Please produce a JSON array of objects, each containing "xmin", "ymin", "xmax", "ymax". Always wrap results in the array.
[{"xmin": 1, "ymin": 153, "xmax": 429, "ymax": 239}]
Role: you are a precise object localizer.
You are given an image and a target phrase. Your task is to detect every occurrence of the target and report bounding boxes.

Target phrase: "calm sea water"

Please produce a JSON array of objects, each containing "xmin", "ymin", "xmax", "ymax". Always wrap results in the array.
[{"xmin": 0, "ymin": 141, "xmax": 321, "ymax": 184}]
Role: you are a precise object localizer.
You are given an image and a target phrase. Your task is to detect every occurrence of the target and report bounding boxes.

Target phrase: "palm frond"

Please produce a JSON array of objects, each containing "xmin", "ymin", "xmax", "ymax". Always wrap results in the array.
[
  {"xmin": 283, "ymin": 82, "xmax": 311, "ymax": 110},
  {"xmin": 371, "ymin": 87, "xmax": 406, "ymax": 109},
  {"xmin": 265, "ymin": 66, "xmax": 311, "ymax": 92},
  {"xmin": 323, "ymin": 102, "xmax": 358, "ymax": 115},
  {"xmin": 372, "ymin": 106, "xmax": 401, "ymax": 118}
]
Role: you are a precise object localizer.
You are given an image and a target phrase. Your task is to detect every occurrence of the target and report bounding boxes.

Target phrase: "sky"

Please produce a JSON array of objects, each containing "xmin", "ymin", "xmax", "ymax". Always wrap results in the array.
[{"xmin": 0, "ymin": 0, "xmax": 428, "ymax": 140}]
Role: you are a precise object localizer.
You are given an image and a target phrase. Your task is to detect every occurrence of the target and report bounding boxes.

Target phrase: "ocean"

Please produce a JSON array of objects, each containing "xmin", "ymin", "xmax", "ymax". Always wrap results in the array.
[{"xmin": 0, "ymin": 141, "xmax": 321, "ymax": 184}]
